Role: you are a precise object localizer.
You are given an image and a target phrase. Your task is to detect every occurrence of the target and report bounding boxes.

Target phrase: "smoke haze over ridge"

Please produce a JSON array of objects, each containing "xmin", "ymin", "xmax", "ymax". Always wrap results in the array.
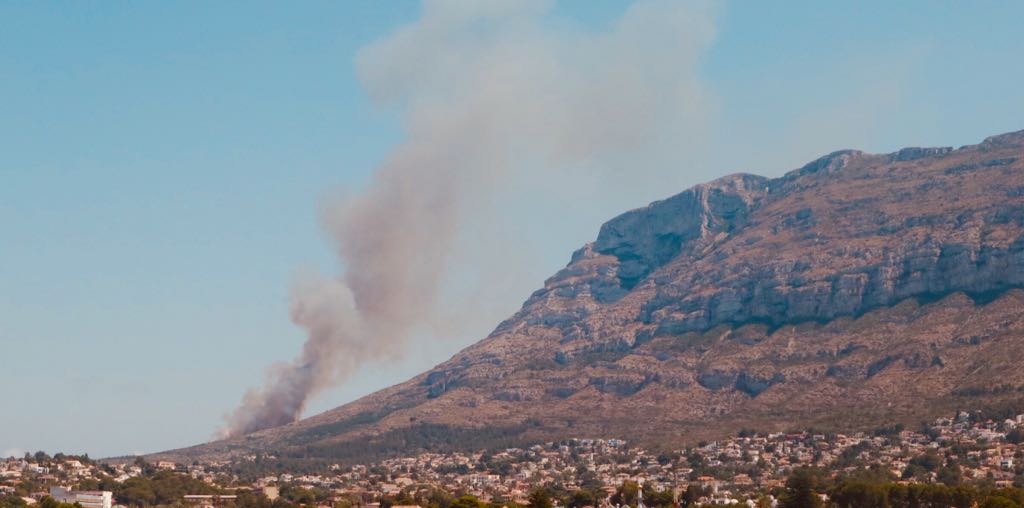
[
  {"xmin": 223, "ymin": 0, "xmax": 718, "ymax": 437},
  {"xmin": 6, "ymin": 0, "xmax": 1024, "ymax": 457}
]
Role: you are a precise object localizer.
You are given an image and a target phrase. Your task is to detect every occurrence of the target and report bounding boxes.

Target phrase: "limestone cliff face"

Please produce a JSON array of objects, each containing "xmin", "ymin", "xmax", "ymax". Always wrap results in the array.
[
  {"xmin": 160, "ymin": 130, "xmax": 1024, "ymax": 464},
  {"xmin": 501, "ymin": 131, "xmax": 1023, "ymax": 357},
  {"xmin": 592, "ymin": 173, "xmax": 770, "ymax": 292}
]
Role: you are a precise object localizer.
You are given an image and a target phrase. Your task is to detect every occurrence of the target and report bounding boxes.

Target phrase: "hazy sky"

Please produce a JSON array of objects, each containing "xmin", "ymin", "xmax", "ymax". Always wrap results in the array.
[{"xmin": 2, "ymin": 1, "xmax": 1023, "ymax": 458}]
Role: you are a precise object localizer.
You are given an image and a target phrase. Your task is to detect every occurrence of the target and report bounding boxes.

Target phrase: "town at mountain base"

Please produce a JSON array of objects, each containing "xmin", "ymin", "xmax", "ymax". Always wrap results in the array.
[
  {"xmin": 10, "ymin": 413, "xmax": 1024, "ymax": 508},
  {"xmin": 159, "ymin": 129, "xmax": 1024, "ymax": 464}
]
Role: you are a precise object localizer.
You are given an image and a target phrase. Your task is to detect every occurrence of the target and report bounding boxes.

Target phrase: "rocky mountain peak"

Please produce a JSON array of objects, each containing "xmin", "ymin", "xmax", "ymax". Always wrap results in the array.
[
  {"xmin": 592, "ymin": 172, "xmax": 770, "ymax": 291},
  {"xmin": 981, "ymin": 128, "xmax": 1024, "ymax": 148},
  {"xmin": 156, "ymin": 130, "xmax": 1024, "ymax": 465}
]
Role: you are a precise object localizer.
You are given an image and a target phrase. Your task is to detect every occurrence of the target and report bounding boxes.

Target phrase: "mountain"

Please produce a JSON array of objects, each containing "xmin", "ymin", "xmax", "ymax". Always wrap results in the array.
[{"xmin": 158, "ymin": 130, "xmax": 1024, "ymax": 463}]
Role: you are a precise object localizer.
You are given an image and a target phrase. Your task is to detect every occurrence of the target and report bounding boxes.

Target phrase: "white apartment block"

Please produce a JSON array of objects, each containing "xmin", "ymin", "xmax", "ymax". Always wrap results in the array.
[{"xmin": 49, "ymin": 487, "xmax": 113, "ymax": 508}]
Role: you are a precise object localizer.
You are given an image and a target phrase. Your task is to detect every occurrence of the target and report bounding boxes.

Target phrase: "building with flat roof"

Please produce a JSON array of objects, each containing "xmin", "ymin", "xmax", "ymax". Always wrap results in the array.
[{"xmin": 49, "ymin": 487, "xmax": 112, "ymax": 508}]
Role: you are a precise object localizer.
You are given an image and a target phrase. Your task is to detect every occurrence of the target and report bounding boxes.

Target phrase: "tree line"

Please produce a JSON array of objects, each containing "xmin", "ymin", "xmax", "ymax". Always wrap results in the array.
[{"xmin": 779, "ymin": 467, "xmax": 1024, "ymax": 508}]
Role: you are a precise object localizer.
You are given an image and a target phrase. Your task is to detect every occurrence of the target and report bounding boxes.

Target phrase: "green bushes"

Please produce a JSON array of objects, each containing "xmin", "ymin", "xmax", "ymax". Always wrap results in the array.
[{"xmin": 828, "ymin": 479, "xmax": 1023, "ymax": 508}]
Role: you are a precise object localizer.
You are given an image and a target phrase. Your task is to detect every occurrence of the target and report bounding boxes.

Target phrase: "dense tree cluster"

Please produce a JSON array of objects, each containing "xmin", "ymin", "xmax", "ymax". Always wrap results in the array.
[
  {"xmin": 776, "ymin": 467, "xmax": 1024, "ymax": 508},
  {"xmin": 0, "ymin": 498, "xmax": 79, "ymax": 508},
  {"xmin": 95, "ymin": 471, "xmax": 220, "ymax": 507}
]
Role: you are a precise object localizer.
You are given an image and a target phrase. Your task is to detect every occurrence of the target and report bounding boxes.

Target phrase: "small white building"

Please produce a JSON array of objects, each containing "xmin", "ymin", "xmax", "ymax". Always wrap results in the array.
[{"xmin": 49, "ymin": 487, "xmax": 113, "ymax": 508}]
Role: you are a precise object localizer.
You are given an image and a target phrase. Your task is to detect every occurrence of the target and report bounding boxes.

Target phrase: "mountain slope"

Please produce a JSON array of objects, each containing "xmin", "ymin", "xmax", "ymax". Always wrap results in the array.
[{"xmin": 160, "ymin": 130, "xmax": 1024, "ymax": 463}]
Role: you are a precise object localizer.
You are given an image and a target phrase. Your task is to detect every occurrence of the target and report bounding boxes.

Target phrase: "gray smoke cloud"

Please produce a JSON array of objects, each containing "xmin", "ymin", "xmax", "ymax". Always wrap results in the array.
[{"xmin": 223, "ymin": 0, "xmax": 717, "ymax": 437}]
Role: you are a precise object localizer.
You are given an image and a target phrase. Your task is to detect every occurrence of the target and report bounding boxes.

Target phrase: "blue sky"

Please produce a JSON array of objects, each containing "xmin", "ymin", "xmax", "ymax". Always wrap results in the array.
[{"xmin": 2, "ymin": 1, "xmax": 1022, "ymax": 458}]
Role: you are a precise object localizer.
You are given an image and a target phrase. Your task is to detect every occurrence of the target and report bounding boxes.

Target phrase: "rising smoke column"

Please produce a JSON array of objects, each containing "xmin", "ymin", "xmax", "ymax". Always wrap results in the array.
[{"xmin": 223, "ymin": 0, "xmax": 716, "ymax": 437}]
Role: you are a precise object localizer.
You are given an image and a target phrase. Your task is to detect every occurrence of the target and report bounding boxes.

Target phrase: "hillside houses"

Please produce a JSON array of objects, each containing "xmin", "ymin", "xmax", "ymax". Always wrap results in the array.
[{"xmin": 2, "ymin": 410, "xmax": 1023, "ymax": 507}]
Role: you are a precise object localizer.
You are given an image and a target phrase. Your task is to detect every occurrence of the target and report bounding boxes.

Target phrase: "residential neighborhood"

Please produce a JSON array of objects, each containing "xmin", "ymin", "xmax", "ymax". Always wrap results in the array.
[{"xmin": 3, "ymin": 410, "xmax": 1024, "ymax": 507}]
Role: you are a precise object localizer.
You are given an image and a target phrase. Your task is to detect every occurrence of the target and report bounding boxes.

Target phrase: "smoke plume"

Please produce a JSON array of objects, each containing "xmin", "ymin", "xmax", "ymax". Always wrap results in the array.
[{"xmin": 223, "ymin": 0, "xmax": 716, "ymax": 437}]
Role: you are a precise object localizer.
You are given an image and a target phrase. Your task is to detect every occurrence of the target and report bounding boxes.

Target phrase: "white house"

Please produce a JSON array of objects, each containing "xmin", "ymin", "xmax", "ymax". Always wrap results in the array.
[{"xmin": 49, "ymin": 487, "xmax": 113, "ymax": 508}]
